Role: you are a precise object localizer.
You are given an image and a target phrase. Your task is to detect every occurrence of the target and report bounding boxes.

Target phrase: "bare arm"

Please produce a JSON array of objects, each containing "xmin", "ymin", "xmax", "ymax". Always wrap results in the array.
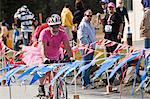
[
  {"xmin": 63, "ymin": 40, "xmax": 73, "ymax": 58},
  {"xmin": 40, "ymin": 42, "xmax": 47, "ymax": 60},
  {"xmin": 118, "ymin": 23, "xmax": 124, "ymax": 39},
  {"xmin": 119, "ymin": 23, "xmax": 124, "ymax": 33}
]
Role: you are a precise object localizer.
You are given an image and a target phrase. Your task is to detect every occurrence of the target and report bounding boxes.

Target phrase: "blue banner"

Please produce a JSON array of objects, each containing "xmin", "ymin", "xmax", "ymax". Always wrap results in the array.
[
  {"xmin": 92, "ymin": 55, "xmax": 121, "ymax": 81},
  {"xmin": 109, "ymin": 51, "xmax": 141, "ymax": 79}
]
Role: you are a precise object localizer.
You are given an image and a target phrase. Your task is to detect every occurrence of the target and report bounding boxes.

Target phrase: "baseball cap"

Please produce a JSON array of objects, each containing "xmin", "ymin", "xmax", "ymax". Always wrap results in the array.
[{"xmin": 108, "ymin": 2, "xmax": 115, "ymax": 8}]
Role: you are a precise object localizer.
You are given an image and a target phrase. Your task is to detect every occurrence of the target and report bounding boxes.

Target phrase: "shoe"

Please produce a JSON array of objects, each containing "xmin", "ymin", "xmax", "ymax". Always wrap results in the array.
[
  {"xmin": 86, "ymin": 84, "xmax": 95, "ymax": 89},
  {"xmin": 82, "ymin": 86, "xmax": 87, "ymax": 90},
  {"xmin": 38, "ymin": 85, "xmax": 45, "ymax": 96},
  {"xmin": 112, "ymin": 87, "xmax": 118, "ymax": 93}
]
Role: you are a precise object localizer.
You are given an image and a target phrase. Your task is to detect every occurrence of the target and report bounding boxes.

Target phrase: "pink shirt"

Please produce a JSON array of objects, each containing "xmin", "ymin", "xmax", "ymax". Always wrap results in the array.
[{"xmin": 39, "ymin": 27, "xmax": 69, "ymax": 60}]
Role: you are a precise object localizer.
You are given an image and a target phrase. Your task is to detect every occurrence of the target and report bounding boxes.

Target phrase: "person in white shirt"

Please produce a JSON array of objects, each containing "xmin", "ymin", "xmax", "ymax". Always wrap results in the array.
[{"xmin": 14, "ymin": 5, "xmax": 34, "ymax": 46}]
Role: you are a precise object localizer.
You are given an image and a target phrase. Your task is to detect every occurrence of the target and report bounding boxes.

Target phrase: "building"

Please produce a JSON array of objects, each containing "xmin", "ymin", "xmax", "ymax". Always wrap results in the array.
[{"xmin": 116, "ymin": 0, "xmax": 144, "ymax": 41}]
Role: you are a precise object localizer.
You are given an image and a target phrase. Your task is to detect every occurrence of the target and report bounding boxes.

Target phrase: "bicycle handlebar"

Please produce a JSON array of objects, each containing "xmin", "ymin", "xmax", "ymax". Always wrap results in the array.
[{"xmin": 43, "ymin": 58, "xmax": 75, "ymax": 64}]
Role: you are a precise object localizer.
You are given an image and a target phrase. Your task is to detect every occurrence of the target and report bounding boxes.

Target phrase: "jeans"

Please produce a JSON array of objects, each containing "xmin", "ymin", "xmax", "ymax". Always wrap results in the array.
[
  {"xmin": 22, "ymin": 32, "xmax": 32, "ymax": 46},
  {"xmin": 80, "ymin": 50, "xmax": 94, "ymax": 86},
  {"xmin": 144, "ymin": 38, "xmax": 150, "ymax": 49},
  {"xmin": 13, "ymin": 40, "xmax": 23, "ymax": 51}
]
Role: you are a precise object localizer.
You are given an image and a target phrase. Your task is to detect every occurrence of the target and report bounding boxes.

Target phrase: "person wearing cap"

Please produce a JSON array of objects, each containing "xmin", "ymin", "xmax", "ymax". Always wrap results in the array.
[
  {"xmin": 37, "ymin": 14, "xmax": 73, "ymax": 96},
  {"xmin": 103, "ymin": 2, "xmax": 123, "ymax": 56},
  {"xmin": 140, "ymin": 0, "xmax": 150, "ymax": 49},
  {"xmin": 103, "ymin": 1, "xmax": 123, "ymax": 85},
  {"xmin": 116, "ymin": 0, "xmax": 130, "ymax": 38},
  {"xmin": 77, "ymin": 9, "xmax": 96, "ymax": 89},
  {"xmin": 103, "ymin": 2, "xmax": 123, "ymax": 88}
]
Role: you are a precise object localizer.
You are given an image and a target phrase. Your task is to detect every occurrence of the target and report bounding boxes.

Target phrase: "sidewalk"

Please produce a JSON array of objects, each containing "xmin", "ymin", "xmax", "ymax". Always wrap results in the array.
[
  {"xmin": 0, "ymin": 84, "xmax": 149, "ymax": 99},
  {"xmin": 96, "ymin": 32, "xmax": 144, "ymax": 48}
]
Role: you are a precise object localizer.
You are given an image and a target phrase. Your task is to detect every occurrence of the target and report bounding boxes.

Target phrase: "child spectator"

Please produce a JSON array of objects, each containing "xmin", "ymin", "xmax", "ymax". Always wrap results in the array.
[
  {"xmin": 0, "ymin": 22, "xmax": 9, "ymax": 45},
  {"xmin": 12, "ymin": 23, "xmax": 22, "ymax": 51}
]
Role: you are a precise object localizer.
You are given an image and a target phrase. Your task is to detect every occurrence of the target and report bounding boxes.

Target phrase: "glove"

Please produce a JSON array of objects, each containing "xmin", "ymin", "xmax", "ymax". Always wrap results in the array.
[
  {"xmin": 43, "ymin": 58, "xmax": 49, "ymax": 64},
  {"xmin": 63, "ymin": 56, "xmax": 74, "ymax": 62},
  {"xmin": 69, "ymin": 57, "xmax": 75, "ymax": 62}
]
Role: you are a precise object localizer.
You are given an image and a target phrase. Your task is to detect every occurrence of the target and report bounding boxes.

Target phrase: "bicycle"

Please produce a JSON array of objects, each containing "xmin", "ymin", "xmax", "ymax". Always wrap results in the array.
[{"xmin": 37, "ymin": 59, "xmax": 73, "ymax": 99}]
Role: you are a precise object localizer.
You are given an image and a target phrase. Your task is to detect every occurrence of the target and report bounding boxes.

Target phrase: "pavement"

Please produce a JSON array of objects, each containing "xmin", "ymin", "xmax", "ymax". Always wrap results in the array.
[
  {"xmin": 0, "ymin": 74, "xmax": 149, "ymax": 99},
  {"xmin": 96, "ymin": 32, "xmax": 145, "ymax": 48},
  {"xmin": 0, "ymin": 84, "xmax": 149, "ymax": 99}
]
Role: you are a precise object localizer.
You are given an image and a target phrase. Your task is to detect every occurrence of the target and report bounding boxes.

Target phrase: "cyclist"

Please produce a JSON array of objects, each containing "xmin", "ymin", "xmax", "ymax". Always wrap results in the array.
[{"xmin": 38, "ymin": 14, "xmax": 73, "ymax": 96}]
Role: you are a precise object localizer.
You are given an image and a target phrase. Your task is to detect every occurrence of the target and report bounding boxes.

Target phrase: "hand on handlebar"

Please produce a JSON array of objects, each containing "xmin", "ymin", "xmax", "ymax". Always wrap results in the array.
[
  {"xmin": 43, "ymin": 58, "xmax": 50, "ymax": 64},
  {"xmin": 63, "ymin": 56, "xmax": 75, "ymax": 62},
  {"xmin": 43, "ymin": 57, "xmax": 75, "ymax": 64}
]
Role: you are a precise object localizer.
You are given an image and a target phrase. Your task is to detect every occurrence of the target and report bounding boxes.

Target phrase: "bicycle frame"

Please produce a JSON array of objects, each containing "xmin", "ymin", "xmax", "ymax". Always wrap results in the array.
[{"xmin": 43, "ymin": 63, "xmax": 69, "ymax": 99}]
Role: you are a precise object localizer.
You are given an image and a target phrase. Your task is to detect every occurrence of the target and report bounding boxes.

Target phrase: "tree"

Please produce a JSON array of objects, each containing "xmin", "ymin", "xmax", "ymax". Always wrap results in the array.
[{"xmin": 0, "ymin": 0, "xmax": 102, "ymax": 23}]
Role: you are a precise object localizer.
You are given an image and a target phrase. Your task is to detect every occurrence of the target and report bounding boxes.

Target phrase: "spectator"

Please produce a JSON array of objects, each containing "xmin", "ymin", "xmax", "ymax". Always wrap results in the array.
[
  {"xmin": 116, "ymin": 0, "xmax": 130, "ymax": 38},
  {"xmin": 37, "ymin": 14, "xmax": 73, "ymax": 96},
  {"xmin": 140, "ymin": 0, "xmax": 150, "ymax": 48},
  {"xmin": 103, "ymin": 2, "xmax": 123, "ymax": 57},
  {"xmin": 61, "ymin": 3, "xmax": 74, "ymax": 40},
  {"xmin": 0, "ymin": 22, "xmax": 9, "ymax": 45},
  {"xmin": 12, "ymin": 23, "xmax": 22, "ymax": 51},
  {"xmin": 14, "ymin": 5, "xmax": 34, "ymax": 46},
  {"xmin": 102, "ymin": 2, "xmax": 123, "ymax": 88},
  {"xmin": 33, "ymin": 17, "xmax": 41, "ymax": 29},
  {"xmin": 72, "ymin": 0, "xmax": 85, "ymax": 43},
  {"xmin": 2, "ymin": 17, "xmax": 11, "ymax": 30},
  {"xmin": 97, "ymin": 0, "xmax": 109, "ymax": 24},
  {"xmin": 100, "ymin": 0, "xmax": 109, "ymax": 14},
  {"xmin": 77, "ymin": 9, "xmax": 96, "ymax": 89}
]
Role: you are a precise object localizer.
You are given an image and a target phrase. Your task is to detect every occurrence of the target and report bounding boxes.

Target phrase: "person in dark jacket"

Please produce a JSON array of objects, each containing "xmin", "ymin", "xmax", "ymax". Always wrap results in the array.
[
  {"xmin": 103, "ymin": 2, "xmax": 123, "ymax": 56},
  {"xmin": 103, "ymin": 2, "xmax": 123, "ymax": 88},
  {"xmin": 116, "ymin": 0, "xmax": 130, "ymax": 38},
  {"xmin": 72, "ymin": 0, "xmax": 85, "ymax": 43}
]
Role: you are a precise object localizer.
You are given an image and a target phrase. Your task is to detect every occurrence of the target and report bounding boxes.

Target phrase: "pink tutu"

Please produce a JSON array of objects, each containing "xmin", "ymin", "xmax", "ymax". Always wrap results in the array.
[
  {"xmin": 22, "ymin": 45, "xmax": 43, "ymax": 65},
  {"xmin": 22, "ymin": 44, "xmax": 64, "ymax": 65}
]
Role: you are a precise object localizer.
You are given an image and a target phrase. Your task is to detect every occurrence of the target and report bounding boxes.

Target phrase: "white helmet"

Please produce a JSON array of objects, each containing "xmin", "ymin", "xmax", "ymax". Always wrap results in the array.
[{"xmin": 47, "ymin": 14, "xmax": 61, "ymax": 26}]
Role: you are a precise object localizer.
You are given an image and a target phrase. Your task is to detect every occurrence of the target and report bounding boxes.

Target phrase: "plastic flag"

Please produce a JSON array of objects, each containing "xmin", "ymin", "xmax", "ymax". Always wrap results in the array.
[
  {"xmin": 63, "ymin": 60, "xmax": 84, "ymax": 78},
  {"xmin": 30, "ymin": 72, "xmax": 44, "ymax": 85},
  {"xmin": 109, "ymin": 51, "xmax": 141, "ymax": 79},
  {"xmin": 18, "ymin": 65, "xmax": 38, "ymax": 79},
  {"xmin": 92, "ymin": 55, "xmax": 121, "ymax": 81}
]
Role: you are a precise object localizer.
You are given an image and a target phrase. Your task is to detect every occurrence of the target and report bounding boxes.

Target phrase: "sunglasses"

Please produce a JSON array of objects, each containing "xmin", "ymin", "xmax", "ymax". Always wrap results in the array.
[{"xmin": 86, "ymin": 15, "xmax": 92, "ymax": 17}]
